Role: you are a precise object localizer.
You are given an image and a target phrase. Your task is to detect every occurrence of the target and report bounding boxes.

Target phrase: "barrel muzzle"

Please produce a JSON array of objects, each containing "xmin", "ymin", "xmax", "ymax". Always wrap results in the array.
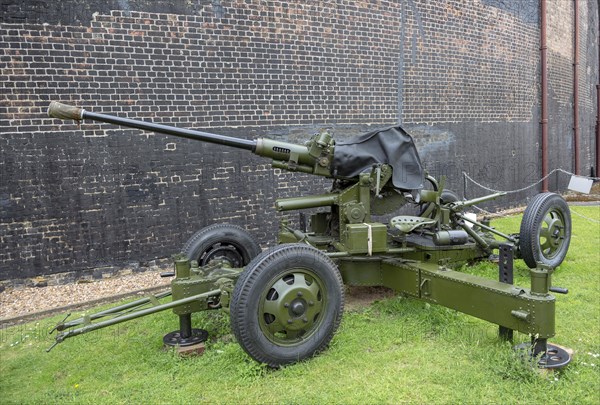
[{"xmin": 48, "ymin": 101, "xmax": 83, "ymax": 120}]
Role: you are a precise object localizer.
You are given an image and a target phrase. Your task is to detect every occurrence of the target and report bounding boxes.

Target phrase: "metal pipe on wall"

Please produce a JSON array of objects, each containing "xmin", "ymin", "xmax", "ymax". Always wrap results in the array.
[
  {"xmin": 541, "ymin": 0, "xmax": 549, "ymax": 191},
  {"xmin": 597, "ymin": 82, "xmax": 600, "ymax": 176},
  {"xmin": 597, "ymin": 3, "xmax": 600, "ymax": 177},
  {"xmin": 573, "ymin": 0, "xmax": 580, "ymax": 175}
]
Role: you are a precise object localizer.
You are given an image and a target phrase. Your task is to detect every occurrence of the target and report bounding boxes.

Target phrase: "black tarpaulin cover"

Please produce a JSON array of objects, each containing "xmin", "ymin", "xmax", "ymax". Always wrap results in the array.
[{"xmin": 332, "ymin": 126, "xmax": 424, "ymax": 190}]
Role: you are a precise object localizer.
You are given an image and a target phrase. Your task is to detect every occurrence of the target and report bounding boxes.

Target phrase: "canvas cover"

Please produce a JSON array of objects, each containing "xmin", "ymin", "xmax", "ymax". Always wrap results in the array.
[{"xmin": 332, "ymin": 126, "xmax": 424, "ymax": 190}]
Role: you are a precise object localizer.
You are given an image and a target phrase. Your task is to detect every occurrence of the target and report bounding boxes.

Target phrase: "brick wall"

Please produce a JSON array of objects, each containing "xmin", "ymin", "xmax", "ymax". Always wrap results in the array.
[
  {"xmin": 545, "ymin": 0, "xmax": 599, "ymax": 186},
  {"xmin": 400, "ymin": 0, "xmax": 539, "ymax": 124},
  {"xmin": 1, "ymin": 0, "xmax": 598, "ymax": 280}
]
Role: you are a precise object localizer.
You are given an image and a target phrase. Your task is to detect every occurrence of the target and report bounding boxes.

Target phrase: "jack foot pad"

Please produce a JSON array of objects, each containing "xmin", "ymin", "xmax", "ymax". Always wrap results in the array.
[
  {"xmin": 175, "ymin": 342, "xmax": 205, "ymax": 357},
  {"xmin": 514, "ymin": 342, "xmax": 573, "ymax": 369},
  {"xmin": 163, "ymin": 328, "xmax": 208, "ymax": 347}
]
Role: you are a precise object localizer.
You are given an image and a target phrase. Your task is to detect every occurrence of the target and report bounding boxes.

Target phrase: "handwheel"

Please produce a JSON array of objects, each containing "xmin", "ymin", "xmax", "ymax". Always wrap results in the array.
[
  {"xmin": 230, "ymin": 244, "xmax": 344, "ymax": 367},
  {"xmin": 519, "ymin": 193, "xmax": 571, "ymax": 269},
  {"xmin": 419, "ymin": 189, "xmax": 460, "ymax": 218},
  {"xmin": 182, "ymin": 223, "xmax": 261, "ymax": 267}
]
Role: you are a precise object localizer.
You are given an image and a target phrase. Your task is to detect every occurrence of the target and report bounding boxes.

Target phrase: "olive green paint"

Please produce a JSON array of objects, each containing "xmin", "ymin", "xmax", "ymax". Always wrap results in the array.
[{"xmin": 46, "ymin": 102, "xmax": 571, "ymax": 367}]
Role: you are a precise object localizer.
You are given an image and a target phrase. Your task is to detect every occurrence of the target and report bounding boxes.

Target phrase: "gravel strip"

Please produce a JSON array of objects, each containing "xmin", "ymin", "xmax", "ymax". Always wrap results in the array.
[
  {"xmin": 0, "ymin": 271, "xmax": 170, "ymax": 321},
  {"xmin": 0, "ymin": 271, "xmax": 393, "ymax": 326}
]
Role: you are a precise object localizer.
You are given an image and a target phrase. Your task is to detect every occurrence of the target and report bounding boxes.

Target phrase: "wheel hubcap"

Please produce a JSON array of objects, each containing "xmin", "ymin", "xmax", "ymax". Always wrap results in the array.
[
  {"xmin": 538, "ymin": 210, "xmax": 565, "ymax": 259},
  {"xmin": 259, "ymin": 270, "xmax": 325, "ymax": 344},
  {"xmin": 290, "ymin": 300, "xmax": 306, "ymax": 316},
  {"xmin": 200, "ymin": 243, "xmax": 243, "ymax": 267}
]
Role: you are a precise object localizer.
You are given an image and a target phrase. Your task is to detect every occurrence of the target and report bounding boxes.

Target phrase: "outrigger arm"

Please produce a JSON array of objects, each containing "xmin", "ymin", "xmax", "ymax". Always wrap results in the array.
[{"xmin": 48, "ymin": 289, "xmax": 221, "ymax": 352}]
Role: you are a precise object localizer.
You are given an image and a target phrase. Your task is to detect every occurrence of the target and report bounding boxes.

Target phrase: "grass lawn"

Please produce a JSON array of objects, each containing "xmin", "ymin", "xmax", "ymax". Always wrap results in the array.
[{"xmin": 1, "ymin": 206, "xmax": 599, "ymax": 404}]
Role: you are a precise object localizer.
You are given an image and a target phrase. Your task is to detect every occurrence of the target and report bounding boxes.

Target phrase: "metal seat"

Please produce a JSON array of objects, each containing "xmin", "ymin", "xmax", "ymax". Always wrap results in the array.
[{"xmin": 390, "ymin": 215, "xmax": 436, "ymax": 233}]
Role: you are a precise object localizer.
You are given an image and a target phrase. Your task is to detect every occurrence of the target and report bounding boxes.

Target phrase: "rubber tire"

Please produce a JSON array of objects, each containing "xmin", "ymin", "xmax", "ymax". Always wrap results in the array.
[
  {"xmin": 182, "ymin": 224, "xmax": 261, "ymax": 268},
  {"xmin": 230, "ymin": 244, "xmax": 344, "ymax": 367},
  {"xmin": 419, "ymin": 189, "xmax": 460, "ymax": 217},
  {"xmin": 519, "ymin": 193, "xmax": 571, "ymax": 269},
  {"xmin": 440, "ymin": 189, "xmax": 460, "ymax": 204}
]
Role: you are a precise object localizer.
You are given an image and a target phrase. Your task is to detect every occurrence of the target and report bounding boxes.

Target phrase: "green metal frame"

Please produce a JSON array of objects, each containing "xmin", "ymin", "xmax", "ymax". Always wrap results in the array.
[{"xmin": 45, "ymin": 101, "xmax": 569, "ymax": 368}]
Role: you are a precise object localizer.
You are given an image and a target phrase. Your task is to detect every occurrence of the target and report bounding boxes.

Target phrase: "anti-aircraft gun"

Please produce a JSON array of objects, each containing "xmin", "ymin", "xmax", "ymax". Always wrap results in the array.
[{"xmin": 46, "ymin": 101, "xmax": 573, "ymax": 368}]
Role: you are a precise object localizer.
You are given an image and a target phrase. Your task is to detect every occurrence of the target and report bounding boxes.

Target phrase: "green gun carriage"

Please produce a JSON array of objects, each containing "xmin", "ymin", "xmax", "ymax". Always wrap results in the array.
[{"xmin": 47, "ymin": 101, "xmax": 573, "ymax": 368}]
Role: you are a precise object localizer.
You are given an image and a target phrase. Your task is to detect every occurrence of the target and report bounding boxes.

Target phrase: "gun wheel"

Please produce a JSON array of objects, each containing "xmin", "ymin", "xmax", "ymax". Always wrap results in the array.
[
  {"xmin": 182, "ymin": 224, "xmax": 261, "ymax": 267},
  {"xmin": 519, "ymin": 193, "xmax": 571, "ymax": 269},
  {"xmin": 231, "ymin": 244, "xmax": 344, "ymax": 367}
]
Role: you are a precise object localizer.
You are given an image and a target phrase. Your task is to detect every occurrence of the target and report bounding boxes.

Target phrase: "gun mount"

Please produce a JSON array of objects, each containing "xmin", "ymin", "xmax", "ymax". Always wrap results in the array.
[{"xmin": 46, "ymin": 102, "xmax": 573, "ymax": 369}]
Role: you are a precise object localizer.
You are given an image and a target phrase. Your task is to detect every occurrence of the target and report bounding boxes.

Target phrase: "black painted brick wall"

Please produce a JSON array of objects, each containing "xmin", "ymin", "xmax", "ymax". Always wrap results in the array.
[{"xmin": 1, "ymin": 0, "xmax": 598, "ymax": 280}]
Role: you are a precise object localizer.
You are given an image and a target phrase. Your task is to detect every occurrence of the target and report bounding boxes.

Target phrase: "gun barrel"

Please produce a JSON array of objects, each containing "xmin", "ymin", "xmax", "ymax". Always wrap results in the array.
[
  {"xmin": 48, "ymin": 102, "xmax": 335, "ymax": 177},
  {"xmin": 48, "ymin": 101, "xmax": 256, "ymax": 151},
  {"xmin": 449, "ymin": 192, "xmax": 507, "ymax": 210}
]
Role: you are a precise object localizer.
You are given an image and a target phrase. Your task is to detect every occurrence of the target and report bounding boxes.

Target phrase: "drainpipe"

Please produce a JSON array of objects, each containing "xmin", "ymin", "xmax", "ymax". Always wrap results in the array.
[
  {"xmin": 597, "ymin": 81, "xmax": 600, "ymax": 177},
  {"xmin": 597, "ymin": 83, "xmax": 600, "ymax": 177},
  {"xmin": 597, "ymin": 6, "xmax": 600, "ymax": 178},
  {"xmin": 541, "ymin": 0, "xmax": 549, "ymax": 191},
  {"xmin": 573, "ymin": 0, "xmax": 580, "ymax": 175}
]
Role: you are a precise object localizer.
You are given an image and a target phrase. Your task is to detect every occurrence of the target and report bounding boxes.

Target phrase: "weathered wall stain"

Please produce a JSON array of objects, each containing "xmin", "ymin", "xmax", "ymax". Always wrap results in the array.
[{"xmin": 1, "ymin": 0, "xmax": 598, "ymax": 280}]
